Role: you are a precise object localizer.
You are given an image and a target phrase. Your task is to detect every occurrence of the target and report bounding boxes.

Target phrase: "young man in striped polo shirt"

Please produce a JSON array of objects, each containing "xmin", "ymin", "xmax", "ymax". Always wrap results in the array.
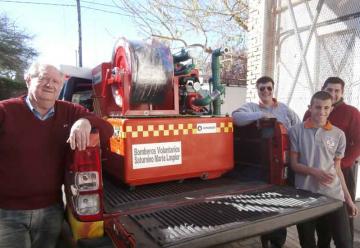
[{"xmin": 289, "ymin": 91, "xmax": 358, "ymax": 248}]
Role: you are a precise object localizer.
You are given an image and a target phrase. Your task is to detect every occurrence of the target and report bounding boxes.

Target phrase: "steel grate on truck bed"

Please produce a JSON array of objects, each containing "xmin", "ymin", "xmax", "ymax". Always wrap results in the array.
[
  {"xmin": 128, "ymin": 187, "xmax": 323, "ymax": 247},
  {"xmin": 103, "ymin": 176, "xmax": 257, "ymax": 211}
]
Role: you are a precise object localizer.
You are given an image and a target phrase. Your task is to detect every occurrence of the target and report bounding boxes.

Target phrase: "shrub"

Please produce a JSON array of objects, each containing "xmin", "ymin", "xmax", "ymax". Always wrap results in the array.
[{"xmin": 0, "ymin": 77, "xmax": 27, "ymax": 100}]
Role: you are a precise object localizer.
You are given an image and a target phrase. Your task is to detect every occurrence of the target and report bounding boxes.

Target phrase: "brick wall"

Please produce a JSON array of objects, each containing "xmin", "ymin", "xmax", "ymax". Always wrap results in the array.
[
  {"xmin": 246, "ymin": 0, "xmax": 276, "ymax": 103},
  {"xmin": 246, "ymin": 0, "xmax": 265, "ymax": 102}
]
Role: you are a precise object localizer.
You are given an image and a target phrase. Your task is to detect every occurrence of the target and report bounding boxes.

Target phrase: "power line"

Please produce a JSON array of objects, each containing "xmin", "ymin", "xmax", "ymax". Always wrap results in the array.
[
  {"xmin": 0, "ymin": 0, "xmax": 131, "ymax": 17},
  {"xmin": 0, "ymin": 0, "xmax": 161, "ymax": 24},
  {"xmin": 0, "ymin": 0, "xmax": 75, "ymax": 7},
  {"xmin": 81, "ymin": 0, "xmax": 117, "ymax": 8},
  {"xmin": 80, "ymin": 6, "xmax": 134, "ymax": 17}
]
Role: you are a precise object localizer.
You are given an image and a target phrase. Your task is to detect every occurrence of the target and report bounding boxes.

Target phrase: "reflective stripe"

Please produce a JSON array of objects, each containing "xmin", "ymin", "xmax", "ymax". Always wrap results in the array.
[{"xmin": 112, "ymin": 122, "xmax": 233, "ymax": 139}]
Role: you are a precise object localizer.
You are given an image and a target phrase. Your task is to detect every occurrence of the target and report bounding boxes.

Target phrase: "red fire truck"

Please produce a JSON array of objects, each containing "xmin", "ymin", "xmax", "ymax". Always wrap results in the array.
[{"xmin": 60, "ymin": 38, "xmax": 342, "ymax": 248}]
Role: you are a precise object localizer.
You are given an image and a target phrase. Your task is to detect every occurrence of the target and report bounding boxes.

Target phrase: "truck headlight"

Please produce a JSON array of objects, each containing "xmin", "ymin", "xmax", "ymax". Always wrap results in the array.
[
  {"xmin": 75, "ymin": 194, "xmax": 100, "ymax": 215},
  {"xmin": 75, "ymin": 171, "xmax": 99, "ymax": 191}
]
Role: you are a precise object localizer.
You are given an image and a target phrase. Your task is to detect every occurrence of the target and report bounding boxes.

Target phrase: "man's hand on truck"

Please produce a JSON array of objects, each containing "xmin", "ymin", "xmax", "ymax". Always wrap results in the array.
[{"xmin": 67, "ymin": 118, "xmax": 91, "ymax": 150}]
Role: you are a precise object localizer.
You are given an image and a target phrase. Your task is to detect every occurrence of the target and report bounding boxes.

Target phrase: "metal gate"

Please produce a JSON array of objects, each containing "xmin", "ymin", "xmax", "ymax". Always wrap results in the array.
[{"xmin": 272, "ymin": 0, "xmax": 360, "ymax": 116}]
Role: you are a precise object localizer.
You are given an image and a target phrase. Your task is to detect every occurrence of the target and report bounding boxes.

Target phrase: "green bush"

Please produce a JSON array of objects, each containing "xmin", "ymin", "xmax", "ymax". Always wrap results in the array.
[{"xmin": 0, "ymin": 77, "xmax": 27, "ymax": 100}]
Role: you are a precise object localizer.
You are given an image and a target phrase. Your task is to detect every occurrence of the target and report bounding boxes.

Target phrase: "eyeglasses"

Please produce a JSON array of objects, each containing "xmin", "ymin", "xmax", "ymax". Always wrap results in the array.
[
  {"xmin": 259, "ymin": 86, "xmax": 273, "ymax": 92},
  {"xmin": 34, "ymin": 75, "xmax": 62, "ymax": 87}
]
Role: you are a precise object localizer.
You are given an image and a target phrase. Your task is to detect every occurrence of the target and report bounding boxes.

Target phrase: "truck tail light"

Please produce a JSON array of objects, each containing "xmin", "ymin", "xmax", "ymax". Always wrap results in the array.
[
  {"xmin": 74, "ymin": 147, "xmax": 101, "ymax": 172},
  {"xmin": 75, "ymin": 171, "xmax": 99, "ymax": 191},
  {"xmin": 75, "ymin": 194, "xmax": 100, "ymax": 215},
  {"xmin": 66, "ymin": 132, "xmax": 104, "ymax": 221}
]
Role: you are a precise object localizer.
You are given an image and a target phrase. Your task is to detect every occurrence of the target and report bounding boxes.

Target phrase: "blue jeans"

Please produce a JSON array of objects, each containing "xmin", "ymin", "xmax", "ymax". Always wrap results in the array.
[{"xmin": 0, "ymin": 204, "xmax": 64, "ymax": 248}]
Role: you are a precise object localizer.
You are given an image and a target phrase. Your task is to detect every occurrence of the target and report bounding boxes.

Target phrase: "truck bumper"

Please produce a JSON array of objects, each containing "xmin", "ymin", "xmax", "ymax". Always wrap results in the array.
[{"xmin": 77, "ymin": 236, "xmax": 114, "ymax": 248}]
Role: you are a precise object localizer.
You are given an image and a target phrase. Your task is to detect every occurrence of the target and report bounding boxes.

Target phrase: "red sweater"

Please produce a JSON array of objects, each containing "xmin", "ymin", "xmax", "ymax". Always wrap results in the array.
[
  {"xmin": 303, "ymin": 100, "xmax": 360, "ymax": 168},
  {"xmin": 0, "ymin": 97, "xmax": 113, "ymax": 209}
]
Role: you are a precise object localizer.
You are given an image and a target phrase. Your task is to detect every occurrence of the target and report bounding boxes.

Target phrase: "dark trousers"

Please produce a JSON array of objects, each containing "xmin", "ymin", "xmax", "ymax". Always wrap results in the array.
[
  {"xmin": 342, "ymin": 165, "xmax": 356, "ymax": 242},
  {"xmin": 260, "ymin": 228, "xmax": 287, "ymax": 248},
  {"xmin": 296, "ymin": 204, "xmax": 352, "ymax": 248}
]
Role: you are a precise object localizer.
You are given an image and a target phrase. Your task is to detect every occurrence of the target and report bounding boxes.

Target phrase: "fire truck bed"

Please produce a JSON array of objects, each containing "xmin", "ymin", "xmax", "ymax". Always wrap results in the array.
[
  {"xmin": 102, "ymin": 175, "xmax": 341, "ymax": 248},
  {"xmin": 103, "ymin": 174, "xmax": 264, "ymax": 213}
]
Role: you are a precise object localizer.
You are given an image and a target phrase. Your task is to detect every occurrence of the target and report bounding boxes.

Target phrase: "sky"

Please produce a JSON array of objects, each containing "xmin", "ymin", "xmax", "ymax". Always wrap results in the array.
[{"xmin": 0, "ymin": 0, "xmax": 144, "ymax": 69}]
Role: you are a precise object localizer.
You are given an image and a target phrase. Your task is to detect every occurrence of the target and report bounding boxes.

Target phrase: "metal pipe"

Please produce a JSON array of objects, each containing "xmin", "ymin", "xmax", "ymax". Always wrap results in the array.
[
  {"xmin": 262, "ymin": 0, "xmax": 276, "ymax": 77},
  {"xmin": 211, "ymin": 47, "xmax": 229, "ymax": 115},
  {"xmin": 274, "ymin": 0, "xmax": 282, "ymax": 99},
  {"xmin": 192, "ymin": 84, "xmax": 225, "ymax": 107}
]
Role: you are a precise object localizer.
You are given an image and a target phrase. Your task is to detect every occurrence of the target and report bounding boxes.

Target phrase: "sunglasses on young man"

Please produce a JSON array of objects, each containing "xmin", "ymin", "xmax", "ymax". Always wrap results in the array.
[{"xmin": 258, "ymin": 86, "xmax": 273, "ymax": 92}]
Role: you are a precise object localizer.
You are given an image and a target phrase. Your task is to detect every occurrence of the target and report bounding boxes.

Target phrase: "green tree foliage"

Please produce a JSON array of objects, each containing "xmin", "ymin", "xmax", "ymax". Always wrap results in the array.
[
  {"xmin": 0, "ymin": 77, "xmax": 27, "ymax": 100},
  {"xmin": 0, "ymin": 13, "xmax": 38, "ymax": 81}
]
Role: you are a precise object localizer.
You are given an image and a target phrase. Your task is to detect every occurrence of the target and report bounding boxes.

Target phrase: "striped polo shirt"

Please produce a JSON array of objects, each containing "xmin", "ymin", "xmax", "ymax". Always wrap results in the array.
[{"xmin": 289, "ymin": 119, "xmax": 346, "ymax": 201}]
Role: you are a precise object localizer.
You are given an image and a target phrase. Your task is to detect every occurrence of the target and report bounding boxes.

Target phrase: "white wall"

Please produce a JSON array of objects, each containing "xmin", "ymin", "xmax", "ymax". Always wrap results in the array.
[
  {"xmin": 246, "ymin": 0, "xmax": 266, "ymax": 102},
  {"xmin": 221, "ymin": 86, "xmax": 247, "ymax": 115}
]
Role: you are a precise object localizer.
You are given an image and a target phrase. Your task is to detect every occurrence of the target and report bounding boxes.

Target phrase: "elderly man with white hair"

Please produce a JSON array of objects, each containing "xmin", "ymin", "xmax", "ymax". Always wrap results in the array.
[{"xmin": 0, "ymin": 62, "xmax": 113, "ymax": 248}]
